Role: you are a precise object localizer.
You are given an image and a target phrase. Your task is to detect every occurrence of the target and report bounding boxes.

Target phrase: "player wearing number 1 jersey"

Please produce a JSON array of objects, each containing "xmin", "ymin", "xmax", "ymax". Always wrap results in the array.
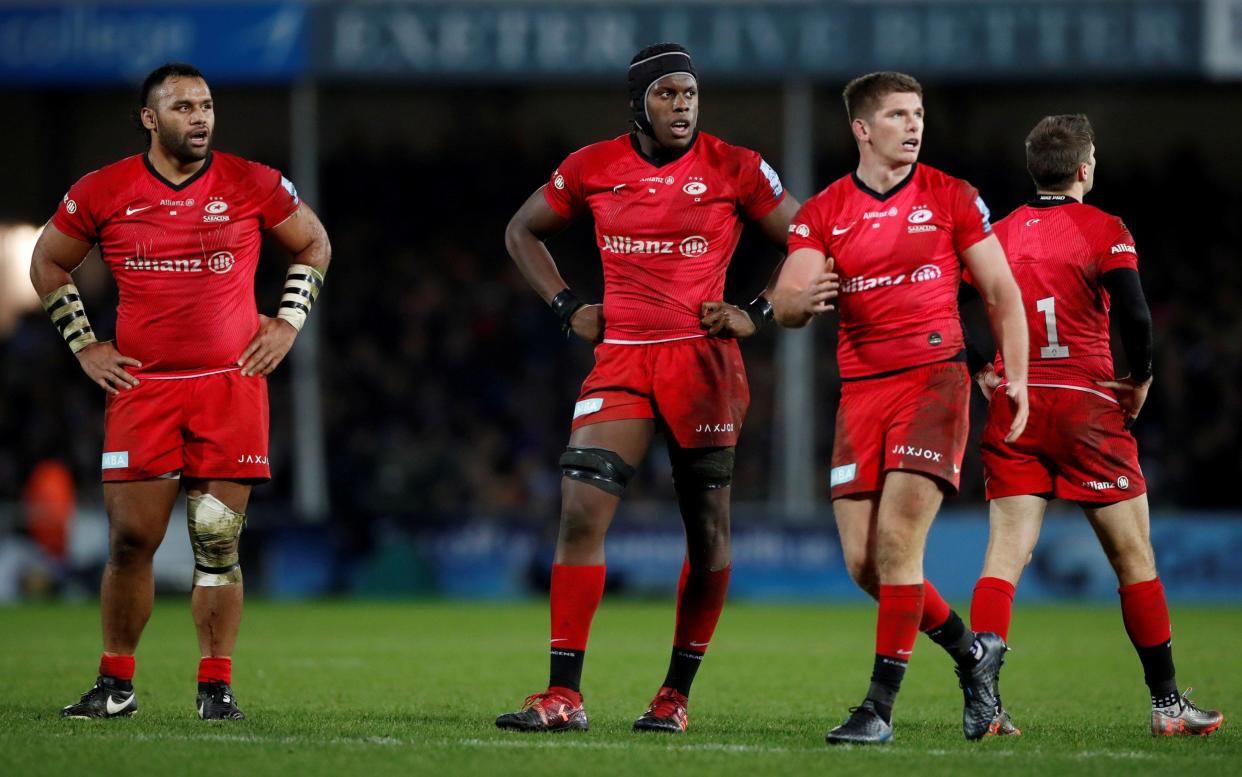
[
  {"xmin": 968, "ymin": 114, "xmax": 1222, "ymax": 737},
  {"xmin": 774, "ymin": 72, "xmax": 1030, "ymax": 744},
  {"xmin": 495, "ymin": 44, "xmax": 836, "ymax": 735},
  {"xmin": 32, "ymin": 63, "xmax": 331, "ymax": 720}
]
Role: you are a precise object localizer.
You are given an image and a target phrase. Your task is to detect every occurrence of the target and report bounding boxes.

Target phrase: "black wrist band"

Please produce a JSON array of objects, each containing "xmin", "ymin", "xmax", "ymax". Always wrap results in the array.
[
  {"xmin": 742, "ymin": 295, "xmax": 774, "ymax": 331},
  {"xmin": 550, "ymin": 288, "xmax": 587, "ymax": 334}
]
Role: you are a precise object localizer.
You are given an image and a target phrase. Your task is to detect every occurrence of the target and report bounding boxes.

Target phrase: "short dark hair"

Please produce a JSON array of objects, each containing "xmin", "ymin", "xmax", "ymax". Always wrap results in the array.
[
  {"xmin": 842, "ymin": 71, "xmax": 923, "ymax": 123},
  {"xmin": 1025, "ymin": 114, "xmax": 1095, "ymax": 190},
  {"xmin": 132, "ymin": 62, "xmax": 206, "ymax": 135}
]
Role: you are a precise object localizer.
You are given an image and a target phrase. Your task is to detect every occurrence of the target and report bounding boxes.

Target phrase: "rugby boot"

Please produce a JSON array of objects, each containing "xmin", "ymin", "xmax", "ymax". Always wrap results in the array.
[
  {"xmin": 825, "ymin": 699, "xmax": 893, "ymax": 745},
  {"xmin": 986, "ymin": 707, "xmax": 1022, "ymax": 737},
  {"xmin": 197, "ymin": 682, "xmax": 246, "ymax": 720},
  {"xmin": 496, "ymin": 688, "xmax": 588, "ymax": 732},
  {"xmin": 61, "ymin": 676, "xmax": 138, "ymax": 719},
  {"xmin": 958, "ymin": 631, "xmax": 1007, "ymax": 740},
  {"xmin": 633, "ymin": 687, "xmax": 689, "ymax": 733},
  {"xmin": 1151, "ymin": 688, "xmax": 1223, "ymax": 736}
]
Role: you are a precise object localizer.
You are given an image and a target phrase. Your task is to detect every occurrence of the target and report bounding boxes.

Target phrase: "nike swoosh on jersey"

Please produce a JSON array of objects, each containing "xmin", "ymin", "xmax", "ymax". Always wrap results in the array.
[
  {"xmin": 126, "ymin": 205, "xmax": 152, "ymax": 215},
  {"xmin": 612, "ymin": 184, "xmax": 625, "ymax": 193},
  {"xmin": 106, "ymin": 693, "xmax": 135, "ymax": 715},
  {"xmin": 832, "ymin": 223, "xmax": 854, "ymax": 235}
]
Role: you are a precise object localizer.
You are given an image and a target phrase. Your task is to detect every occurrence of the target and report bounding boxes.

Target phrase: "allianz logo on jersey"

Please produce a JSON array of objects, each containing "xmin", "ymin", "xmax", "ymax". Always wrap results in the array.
[
  {"xmin": 1110, "ymin": 243, "xmax": 1136, "ymax": 255},
  {"xmin": 839, "ymin": 263, "xmax": 941, "ymax": 294},
  {"xmin": 863, "ymin": 206, "xmax": 899, "ymax": 220},
  {"xmin": 123, "ymin": 251, "xmax": 236, "ymax": 274},
  {"xmin": 601, "ymin": 234, "xmax": 709, "ymax": 258}
]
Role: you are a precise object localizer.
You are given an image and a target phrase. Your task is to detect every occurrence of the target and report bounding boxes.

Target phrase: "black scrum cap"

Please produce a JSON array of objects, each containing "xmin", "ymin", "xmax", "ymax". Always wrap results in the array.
[{"xmin": 628, "ymin": 43, "xmax": 697, "ymax": 136}]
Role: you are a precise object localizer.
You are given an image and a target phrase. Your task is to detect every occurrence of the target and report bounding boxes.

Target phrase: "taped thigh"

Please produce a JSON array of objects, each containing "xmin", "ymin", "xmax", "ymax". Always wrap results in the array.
[
  {"xmin": 559, "ymin": 447, "xmax": 636, "ymax": 497},
  {"xmin": 669, "ymin": 445, "xmax": 736, "ymax": 491}
]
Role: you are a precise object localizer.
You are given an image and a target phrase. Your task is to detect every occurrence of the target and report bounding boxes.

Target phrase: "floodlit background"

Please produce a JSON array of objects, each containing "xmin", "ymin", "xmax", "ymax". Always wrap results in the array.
[{"xmin": 1, "ymin": 0, "xmax": 1240, "ymax": 605}]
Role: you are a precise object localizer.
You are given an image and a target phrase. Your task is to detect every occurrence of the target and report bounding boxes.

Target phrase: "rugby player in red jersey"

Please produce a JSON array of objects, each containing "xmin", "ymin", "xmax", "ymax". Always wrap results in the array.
[
  {"xmin": 32, "ymin": 63, "xmax": 331, "ymax": 720},
  {"xmin": 495, "ymin": 43, "xmax": 836, "ymax": 734},
  {"xmin": 967, "ymin": 114, "xmax": 1223, "ymax": 737},
  {"xmin": 773, "ymin": 72, "xmax": 1029, "ymax": 744}
]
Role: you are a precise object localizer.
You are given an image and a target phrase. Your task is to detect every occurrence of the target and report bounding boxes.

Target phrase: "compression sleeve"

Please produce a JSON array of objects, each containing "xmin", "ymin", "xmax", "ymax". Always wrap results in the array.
[{"xmin": 1101, "ymin": 268, "xmax": 1153, "ymax": 382}]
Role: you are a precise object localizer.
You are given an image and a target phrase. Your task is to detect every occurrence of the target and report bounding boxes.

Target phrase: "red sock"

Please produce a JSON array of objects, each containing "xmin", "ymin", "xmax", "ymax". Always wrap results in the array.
[
  {"xmin": 673, "ymin": 558, "xmax": 732, "ymax": 652},
  {"xmin": 971, "ymin": 576, "xmax": 1016, "ymax": 641},
  {"xmin": 1119, "ymin": 577, "xmax": 1171, "ymax": 648},
  {"xmin": 549, "ymin": 563, "xmax": 606, "ymax": 652},
  {"xmin": 919, "ymin": 579, "xmax": 951, "ymax": 632},
  {"xmin": 876, "ymin": 584, "xmax": 924, "ymax": 660},
  {"xmin": 198, "ymin": 656, "xmax": 232, "ymax": 685},
  {"xmin": 99, "ymin": 653, "xmax": 135, "ymax": 681}
]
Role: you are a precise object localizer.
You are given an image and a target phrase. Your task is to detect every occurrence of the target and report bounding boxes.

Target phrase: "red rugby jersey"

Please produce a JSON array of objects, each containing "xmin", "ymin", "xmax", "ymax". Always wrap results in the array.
[
  {"xmin": 51, "ymin": 151, "xmax": 299, "ymax": 376},
  {"xmin": 543, "ymin": 132, "xmax": 785, "ymax": 342},
  {"xmin": 991, "ymin": 194, "xmax": 1139, "ymax": 392},
  {"xmin": 787, "ymin": 163, "xmax": 992, "ymax": 379}
]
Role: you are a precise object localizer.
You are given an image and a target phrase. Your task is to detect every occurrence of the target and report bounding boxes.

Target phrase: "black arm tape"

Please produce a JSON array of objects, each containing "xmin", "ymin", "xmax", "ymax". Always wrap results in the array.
[
  {"xmin": 1101, "ymin": 268, "xmax": 1153, "ymax": 382},
  {"xmin": 957, "ymin": 281, "xmax": 995, "ymax": 374},
  {"xmin": 669, "ymin": 445, "xmax": 736, "ymax": 491},
  {"xmin": 550, "ymin": 288, "xmax": 587, "ymax": 335},
  {"xmin": 741, "ymin": 295, "xmax": 774, "ymax": 332},
  {"xmin": 559, "ymin": 447, "xmax": 636, "ymax": 497}
]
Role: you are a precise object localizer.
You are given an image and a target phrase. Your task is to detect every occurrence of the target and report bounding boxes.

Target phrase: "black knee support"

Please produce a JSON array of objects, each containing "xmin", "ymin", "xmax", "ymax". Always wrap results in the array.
[
  {"xmin": 669, "ymin": 445, "xmax": 736, "ymax": 491},
  {"xmin": 559, "ymin": 447, "xmax": 636, "ymax": 497}
]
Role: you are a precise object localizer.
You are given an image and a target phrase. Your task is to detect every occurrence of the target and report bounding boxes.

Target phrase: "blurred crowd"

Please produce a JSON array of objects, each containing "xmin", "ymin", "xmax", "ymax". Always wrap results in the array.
[{"xmin": 3, "ymin": 90, "xmax": 1240, "ymax": 551}]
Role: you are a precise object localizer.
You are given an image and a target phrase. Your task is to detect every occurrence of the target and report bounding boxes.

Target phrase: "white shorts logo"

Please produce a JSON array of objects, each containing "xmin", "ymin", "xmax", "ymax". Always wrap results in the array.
[
  {"xmin": 830, "ymin": 463, "xmax": 857, "ymax": 487},
  {"xmin": 102, "ymin": 451, "xmax": 129, "ymax": 470},
  {"xmin": 573, "ymin": 398, "xmax": 604, "ymax": 419}
]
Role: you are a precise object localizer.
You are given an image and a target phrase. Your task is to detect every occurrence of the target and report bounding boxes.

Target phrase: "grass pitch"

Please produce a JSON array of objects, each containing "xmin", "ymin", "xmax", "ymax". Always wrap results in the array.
[{"xmin": 0, "ymin": 600, "xmax": 1237, "ymax": 776}]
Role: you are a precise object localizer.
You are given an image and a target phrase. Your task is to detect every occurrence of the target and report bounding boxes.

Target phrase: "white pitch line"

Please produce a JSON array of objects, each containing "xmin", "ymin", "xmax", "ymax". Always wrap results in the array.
[{"xmin": 30, "ymin": 730, "xmax": 1183, "ymax": 761}]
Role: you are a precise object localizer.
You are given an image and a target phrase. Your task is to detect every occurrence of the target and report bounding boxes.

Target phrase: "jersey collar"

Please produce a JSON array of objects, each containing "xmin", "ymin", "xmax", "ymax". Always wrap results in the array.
[
  {"xmin": 851, "ymin": 163, "xmax": 917, "ymax": 202},
  {"xmin": 1028, "ymin": 193, "xmax": 1080, "ymax": 207},
  {"xmin": 629, "ymin": 130, "xmax": 699, "ymax": 168},
  {"xmin": 143, "ymin": 150, "xmax": 213, "ymax": 192}
]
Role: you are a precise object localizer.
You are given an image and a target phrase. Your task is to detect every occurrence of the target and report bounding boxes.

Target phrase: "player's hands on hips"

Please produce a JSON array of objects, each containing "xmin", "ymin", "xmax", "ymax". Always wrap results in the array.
[
  {"xmin": 569, "ymin": 304, "xmax": 604, "ymax": 343},
  {"xmin": 76, "ymin": 341, "xmax": 141, "ymax": 395},
  {"xmin": 1096, "ymin": 375, "xmax": 1153, "ymax": 430},
  {"xmin": 699, "ymin": 301, "xmax": 755, "ymax": 339},
  {"xmin": 1003, "ymin": 380, "xmax": 1029, "ymax": 442},
  {"xmin": 973, "ymin": 364, "xmax": 1003, "ymax": 401},
  {"xmin": 238, "ymin": 314, "xmax": 297, "ymax": 377}
]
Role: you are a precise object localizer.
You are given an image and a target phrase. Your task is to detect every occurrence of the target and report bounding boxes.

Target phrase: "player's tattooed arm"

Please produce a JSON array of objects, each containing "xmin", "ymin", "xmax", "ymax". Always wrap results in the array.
[
  {"xmin": 30, "ymin": 223, "xmax": 142, "ymax": 394},
  {"xmin": 505, "ymin": 187, "xmax": 603, "ymax": 342},
  {"xmin": 771, "ymin": 248, "xmax": 838, "ymax": 328},
  {"xmin": 239, "ymin": 203, "xmax": 332, "ymax": 377},
  {"xmin": 962, "ymin": 234, "xmax": 1029, "ymax": 441}
]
